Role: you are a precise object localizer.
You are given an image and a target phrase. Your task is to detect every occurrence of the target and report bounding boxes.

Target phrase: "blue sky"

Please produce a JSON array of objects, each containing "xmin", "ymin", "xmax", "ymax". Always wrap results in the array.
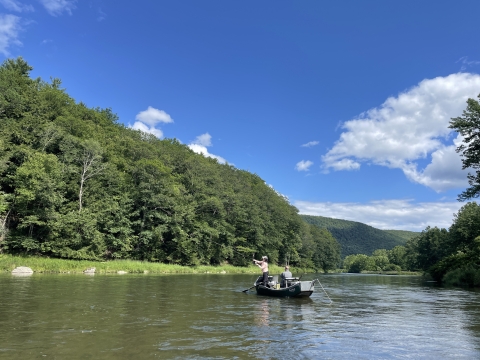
[{"xmin": 2, "ymin": 0, "xmax": 480, "ymax": 231}]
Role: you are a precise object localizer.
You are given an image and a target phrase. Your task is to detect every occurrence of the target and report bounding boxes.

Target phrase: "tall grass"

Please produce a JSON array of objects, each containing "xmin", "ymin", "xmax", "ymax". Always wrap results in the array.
[{"xmin": 0, "ymin": 254, "xmax": 312, "ymax": 275}]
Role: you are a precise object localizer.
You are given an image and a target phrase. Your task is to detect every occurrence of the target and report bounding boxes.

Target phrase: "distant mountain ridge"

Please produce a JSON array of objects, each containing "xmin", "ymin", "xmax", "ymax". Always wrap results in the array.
[{"xmin": 300, "ymin": 215, "xmax": 419, "ymax": 258}]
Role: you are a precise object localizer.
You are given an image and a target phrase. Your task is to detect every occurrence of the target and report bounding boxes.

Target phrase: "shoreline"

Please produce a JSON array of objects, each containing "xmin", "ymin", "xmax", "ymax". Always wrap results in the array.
[
  {"xmin": 0, "ymin": 254, "xmax": 422, "ymax": 276},
  {"xmin": 0, "ymin": 254, "xmax": 313, "ymax": 275}
]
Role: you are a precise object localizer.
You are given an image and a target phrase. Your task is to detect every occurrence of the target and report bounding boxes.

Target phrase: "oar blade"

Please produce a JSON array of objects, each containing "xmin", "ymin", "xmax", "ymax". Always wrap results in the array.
[{"xmin": 242, "ymin": 285, "xmax": 256, "ymax": 293}]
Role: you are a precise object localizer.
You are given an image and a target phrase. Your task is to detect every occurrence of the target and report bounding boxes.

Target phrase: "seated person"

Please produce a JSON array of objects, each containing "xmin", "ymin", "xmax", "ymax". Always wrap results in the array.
[{"xmin": 280, "ymin": 265, "xmax": 292, "ymax": 287}]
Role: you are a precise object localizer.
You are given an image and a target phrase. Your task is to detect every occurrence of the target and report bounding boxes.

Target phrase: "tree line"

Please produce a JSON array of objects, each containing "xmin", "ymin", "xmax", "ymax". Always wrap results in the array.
[{"xmin": 0, "ymin": 58, "xmax": 340, "ymax": 271}]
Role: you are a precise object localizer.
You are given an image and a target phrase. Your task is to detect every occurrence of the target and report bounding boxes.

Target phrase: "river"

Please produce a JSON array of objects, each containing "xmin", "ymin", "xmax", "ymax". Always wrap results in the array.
[{"xmin": 0, "ymin": 273, "xmax": 479, "ymax": 359}]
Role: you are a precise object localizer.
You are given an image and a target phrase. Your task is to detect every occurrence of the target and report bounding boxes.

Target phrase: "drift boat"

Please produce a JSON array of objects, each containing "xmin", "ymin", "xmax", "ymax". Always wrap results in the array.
[{"xmin": 253, "ymin": 275, "xmax": 319, "ymax": 298}]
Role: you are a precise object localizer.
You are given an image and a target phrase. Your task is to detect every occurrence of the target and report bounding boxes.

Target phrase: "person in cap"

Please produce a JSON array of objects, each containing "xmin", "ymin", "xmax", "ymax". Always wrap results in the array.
[
  {"xmin": 253, "ymin": 256, "xmax": 269, "ymax": 287},
  {"xmin": 280, "ymin": 265, "xmax": 292, "ymax": 288}
]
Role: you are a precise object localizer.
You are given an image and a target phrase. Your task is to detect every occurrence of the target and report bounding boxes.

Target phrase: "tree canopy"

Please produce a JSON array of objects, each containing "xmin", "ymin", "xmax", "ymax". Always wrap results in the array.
[{"xmin": 450, "ymin": 94, "xmax": 480, "ymax": 200}]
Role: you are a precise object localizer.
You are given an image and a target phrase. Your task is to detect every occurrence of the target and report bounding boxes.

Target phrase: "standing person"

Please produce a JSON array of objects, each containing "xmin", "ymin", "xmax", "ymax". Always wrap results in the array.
[
  {"xmin": 280, "ymin": 265, "xmax": 292, "ymax": 288},
  {"xmin": 254, "ymin": 256, "xmax": 269, "ymax": 287}
]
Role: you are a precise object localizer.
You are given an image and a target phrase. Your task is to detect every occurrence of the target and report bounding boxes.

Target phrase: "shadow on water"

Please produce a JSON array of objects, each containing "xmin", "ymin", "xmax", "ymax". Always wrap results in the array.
[{"xmin": 0, "ymin": 273, "xmax": 479, "ymax": 359}]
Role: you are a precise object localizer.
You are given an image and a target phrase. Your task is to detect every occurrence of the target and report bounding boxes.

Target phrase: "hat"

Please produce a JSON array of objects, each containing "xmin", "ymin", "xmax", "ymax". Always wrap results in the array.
[
  {"xmin": 285, "ymin": 265, "xmax": 289, "ymax": 269},
  {"xmin": 262, "ymin": 256, "xmax": 268, "ymax": 261}
]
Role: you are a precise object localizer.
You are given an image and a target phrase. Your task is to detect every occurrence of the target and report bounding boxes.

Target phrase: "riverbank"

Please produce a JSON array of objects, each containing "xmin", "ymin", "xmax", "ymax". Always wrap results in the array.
[
  {"xmin": 0, "ymin": 254, "xmax": 312, "ymax": 275},
  {"xmin": 358, "ymin": 270, "xmax": 422, "ymax": 276}
]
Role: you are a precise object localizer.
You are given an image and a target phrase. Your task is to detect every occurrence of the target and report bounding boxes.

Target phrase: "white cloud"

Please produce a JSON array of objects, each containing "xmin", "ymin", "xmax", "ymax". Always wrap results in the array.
[
  {"xmin": 328, "ymin": 158, "xmax": 360, "ymax": 171},
  {"xmin": 38, "ymin": 0, "xmax": 76, "ymax": 16},
  {"xmin": 191, "ymin": 132, "xmax": 212, "ymax": 147},
  {"xmin": 188, "ymin": 133, "xmax": 227, "ymax": 164},
  {"xmin": 294, "ymin": 199, "xmax": 464, "ymax": 231},
  {"xmin": 0, "ymin": 0, "xmax": 34, "ymax": 12},
  {"xmin": 130, "ymin": 121, "xmax": 163, "ymax": 138},
  {"xmin": 135, "ymin": 106, "xmax": 173, "ymax": 126},
  {"xmin": 322, "ymin": 73, "xmax": 480, "ymax": 192},
  {"xmin": 301, "ymin": 140, "xmax": 319, "ymax": 147},
  {"xmin": 129, "ymin": 106, "xmax": 173, "ymax": 139},
  {"xmin": 295, "ymin": 160, "xmax": 313, "ymax": 171},
  {"xmin": 0, "ymin": 14, "xmax": 22, "ymax": 56},
  {"xmin": 401, "ymin": 134, "xmax": 468, "ymax": 191}
]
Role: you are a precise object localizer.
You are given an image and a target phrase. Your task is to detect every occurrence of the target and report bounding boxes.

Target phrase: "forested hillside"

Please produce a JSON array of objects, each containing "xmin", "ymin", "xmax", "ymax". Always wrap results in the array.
[
  {"xmin": 383, "ymin": 230, "xmax": 418, "ymax": 242},
  {"xmin": 300, "ymin": 215, "xmax": 413, "ymax": 257},
  {"xmin": 0, "ymin": 58, "xmax": 340, "ymax": 270}
]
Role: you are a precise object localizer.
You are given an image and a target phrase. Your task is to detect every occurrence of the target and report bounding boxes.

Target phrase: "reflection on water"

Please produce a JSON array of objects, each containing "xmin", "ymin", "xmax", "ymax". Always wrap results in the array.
[
  {"xmin": 0, "ymin": 273, "xmax": 479, "ymax": 359},
  {"xmin": 255, "ymin": 299, "xmax": 270, "ymax": 327}
]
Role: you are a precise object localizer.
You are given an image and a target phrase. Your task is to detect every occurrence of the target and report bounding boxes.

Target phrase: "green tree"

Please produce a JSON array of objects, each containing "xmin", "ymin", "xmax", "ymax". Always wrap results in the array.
[
  {"xmin": 449, "ymin": 202, "xmax": 480, "ymax": 253},
  {"xmin": 9, "ymin": 152, "xmax": 65, "ymax": 252},
  {"xmin": 449, "ymin": 94, "xmax": 480, "ymax": 200},
  {"xmin": 371, "ymin": 249, "xmax": 389, "ymax": 270},
  {"xmin": 310, "ymin": 225, "xmax": 340, "ymax": 272},
  {"xmin": 405, "ymin": 227, "xmax": 449, "ymax": 272},
  {"xmin": 387, "ymin": 245, "xmax": 407, "ymax": 269},
  {"xmin": 343, "ymin": 254, "xmax": 374, "ymax": 273}
]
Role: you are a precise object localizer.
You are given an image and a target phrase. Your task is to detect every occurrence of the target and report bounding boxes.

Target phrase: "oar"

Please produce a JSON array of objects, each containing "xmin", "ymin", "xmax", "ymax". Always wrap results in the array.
[{"xmin": 242, "ymin": 285, "xmax": 256, "ymax": 293}]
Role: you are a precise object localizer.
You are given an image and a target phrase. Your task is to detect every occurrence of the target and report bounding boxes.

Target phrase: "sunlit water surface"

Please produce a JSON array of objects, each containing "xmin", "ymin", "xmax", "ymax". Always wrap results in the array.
[{"xmin": 0, "ymin": 273, "xmax": 479, "ymax": 359}]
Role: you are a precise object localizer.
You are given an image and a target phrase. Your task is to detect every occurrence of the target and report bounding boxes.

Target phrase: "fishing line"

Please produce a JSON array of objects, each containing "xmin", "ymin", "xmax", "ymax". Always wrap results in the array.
[{"xmin": 205, "ymin": 238, "xmax": 256, "ymax": 260}]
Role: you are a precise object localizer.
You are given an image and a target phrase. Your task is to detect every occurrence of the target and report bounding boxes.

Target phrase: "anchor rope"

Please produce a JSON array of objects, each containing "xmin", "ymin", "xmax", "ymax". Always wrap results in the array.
[{"xmin": 315, "ymin": 278, "xmax": 333, "ymax": 304}]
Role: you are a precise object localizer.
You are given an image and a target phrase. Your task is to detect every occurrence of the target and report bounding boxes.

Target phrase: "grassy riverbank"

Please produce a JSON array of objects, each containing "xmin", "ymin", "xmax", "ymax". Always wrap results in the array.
[
  {"xmin": 358, "ymin": 270, "xmax": 422, "ymax": 276},
  {"xmin": 0, "ymin": 254, "xmax": 312, "ymax": 275}
]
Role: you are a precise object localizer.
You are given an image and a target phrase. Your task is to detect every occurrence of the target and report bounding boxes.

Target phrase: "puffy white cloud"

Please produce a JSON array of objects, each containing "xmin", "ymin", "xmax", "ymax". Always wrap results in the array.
[
  {"xmin": 188, "ymin": 133, "xmax": 227, "ymax": 164},
  {"xmin": 294, "ymin": 199, "xmax": 464, "ymax": 231},
  {"xmin": 301, "ymin": 140, "xmax": 319, "ymax": 147},
  {"xmin": 135, "ymin": 106, "xmax": 173, "ymax": 126},
  {"xmin": 401, "ymin": 134, "xmax": 467, "ymax": 191},
  {"xmin": 0, "ymin": 14, "xmax": 22, "ymax": 56},
  {"xmin": 322, "ymin": 73, "xmax": 480, "ymax": 192},
  {"xmin": 0, "ymin": 0, "xmax": 34, "ymax": 12},
  {"xmin": 191, "ymin": 132, "xmax": 212, "ymax": 147},
  {"xmin": 295, "ymin": 160, "xmax": 313, "ymax": 171},
  {"xmin": 130, "ymin": 121, "xmax": 163, "ymax": 138},
  {"xmin": 38, "ymin": 0, "xmax": 76, "ymax": 16},
  {"xmin": 129, "ymin": 106, "xmax": 173, "ymax": 138}
]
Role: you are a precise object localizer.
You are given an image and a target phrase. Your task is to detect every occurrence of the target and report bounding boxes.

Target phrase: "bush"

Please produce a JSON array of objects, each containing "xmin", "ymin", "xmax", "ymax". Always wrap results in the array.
[
  {"xmin": 443, "ymin": 265, "xmax": 480, "ymax": 287},
  {"xmin": 344, "ymin": 254, "xmax": 375, "ymax": 273},
  {"xmin": 383, "ymin": 263, "xmax": 401, "ymax": 272}
]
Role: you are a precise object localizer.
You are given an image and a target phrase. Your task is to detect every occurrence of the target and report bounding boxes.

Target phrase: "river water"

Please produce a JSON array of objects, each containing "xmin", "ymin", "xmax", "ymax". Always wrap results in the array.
[{"xmin": 0, "ymin": 273, "xmax": 479, "ymax": 359}]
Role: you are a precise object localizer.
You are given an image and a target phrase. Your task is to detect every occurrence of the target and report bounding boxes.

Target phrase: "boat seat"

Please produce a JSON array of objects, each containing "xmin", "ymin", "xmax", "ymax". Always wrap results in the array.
[{"xmin": 285, "ymin": 277, "xmax": 299, "ymax": 287}]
